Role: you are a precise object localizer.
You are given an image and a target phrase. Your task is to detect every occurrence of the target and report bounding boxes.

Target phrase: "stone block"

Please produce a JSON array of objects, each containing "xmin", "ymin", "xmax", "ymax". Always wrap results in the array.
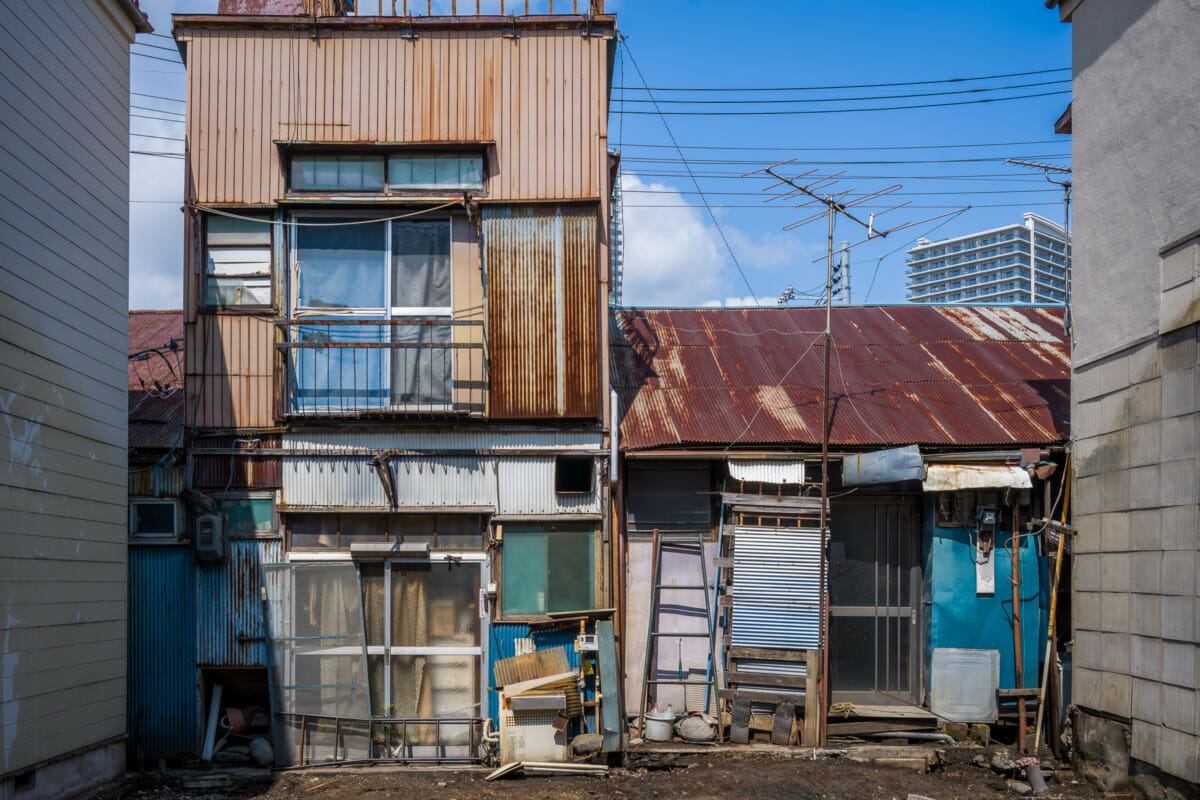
[
  {"xmin": 1158, "ymin": 727, "xmax": 1200, "ymax": 784},
  {"xmin": 1075, "ymin": 553, "xmax": 1102, "ymax": 592},
  {"xmin": 1101, "ymin": 594, "xmax": 1132, "ymax": 634},
  {"xmin": 1102, "ymin": 552, "xmax": 1131, "ymax": 593},
  {"xmin": 1162, "ymin": 596, "xmax": 1194, "ymax": 642},
  {"xmin": 1161, "ymin": 367, "xmax": 1199, "ymax": 418},
  {"xmin": 1101, "ymin": 631, "xmax": 1132, "ymax": 674},
  {"xmin": 1131, "ymin": 719, "xmax": 1160, "ymax": 766},
  {"xmin": 1132, "ymin": 377, "xmax": 1162, "ymax": 425},
  {"xmin": 1132, "ymin": 678, "xmax": 1163, "ymax": 723},
  {"xmin": 1100, "ymin": 671, "xmax": 1133, "ymax": 719},
  {"xmin": 1130, "ymin": 552, "xmax": 1163, "ymax": 594},
  {"xmin": 1132, "ymin": 594, "xmax": 1162, "ymax": 637},
  {"xmin": 1130, "ymin": 421, "xmax": 1162, "ymax": 467},
  {"xmin": 1162, "ymin": 642, "xmax": 1197, "ymax": 688},
  {"xmin": 1130, "ymin": 508, "xmax": 1162, "ymax": 551},
  {"xmin": 1160, "ymin": 458, "xmax": 1200, "ymax": 507},
  {"xmin": 1161, "ymin": 239, "xmax": 1199, "ymax": 291},
  {"xmin": 1162, "ymin": 550, "xmax": 1196, "ymax": 596},
  {"xmin": 1102, "ymin": 511, "xmax": 1134, "ymax": 551},
  {"xmin": 1075, "ymin": 630, "xmax": 1103, "ymax": 670},
  {"xmin": 1162, "ymin": 504, "xmax": 1199, "ymax": 550},
  {"xmin": 1078, "ymin": 389, "xmax": 1131, "ymax": 437},
  {"xmin": 1161, "ymin": 415, "xmax": 1200, "ymax": 462},
  {"xmin": 1102, "ymin": 468, "xmax": 1132, "ymax": 513},
  {"xmin": 1078, "ymin": 429, "xmax": 1131, "ymax": 477},
  {"xmin": 1073, "ymin": 666, "xmax": 1102, "ymax": 711},
  {"xmin": 1129, "ymin": 464, "xmax": 1161, "ymax": 509},
  {"xmin": 1074, "ymin": 513, "xmax": 1102, "ymax": 554},
  {"xmin": 1161, "ymin": 325, "xmax": 1199, "ymax": 368},
  {"xmin": 1075, "ymin": 474, "xmax": 1103, "ymax": 517},
  {"xmin": 1074, "ymin": 591, "xmax": 1102, "ymax": 631},
  {"xmin": 1162, "ymin": 686, "xmax": 1197, "ymax": 734},
  {"xmin": 1131, "ymin": 635, "xmax": 1163, "ymax": 681},
  {"xmin": 1128, "ymin": 340, "xmax": 1161, "ymax": 385}
]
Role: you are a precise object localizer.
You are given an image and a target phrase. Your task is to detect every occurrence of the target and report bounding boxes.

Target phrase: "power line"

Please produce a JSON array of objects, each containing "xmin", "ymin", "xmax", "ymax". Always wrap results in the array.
[
  {"xmin": 620, "ymin": 35, "xmax": 763, "ymax": 305},
  {"xmin": 612, "ymin": 79, "xmax": 1069, "ymax": 105},
  {"xmin": 618, "ymin": 139, "xmax": 1068, "ymax": 152},
  {"xmin": 625, "ymin": 187, "xmax": 1061, "ymax": 197},
  {"xmin": 614, "ymin": 66, "xmax": 1070, "ymax": 93},
  {"xmin": 628, "ymin": 169, "xmax": 1059, "ymax": 180},
  {"xmin": 132, "ymin": 91, "xmax": 185, "ymax": 104},
  {"xmin": 617, "ymin": 89, "xmax": 1071, "ymax": 116},
  {"xmin": 133, "ymin": 40, "xmax": 182, "ymax": 54},
  {"xmin": 863, "ymin": 207, "xmax": 969, "ymax": 302},
  {"xmin": 132, "ymin": 51, "xmax": 184, "ymax": 66},
  {"xmin": 623, "ymin": 202, "xmax": 1062, "ymax": 209},
  {"xmin": 622, "ymin": 154, "xmax": 1070, "ymax": 166}
]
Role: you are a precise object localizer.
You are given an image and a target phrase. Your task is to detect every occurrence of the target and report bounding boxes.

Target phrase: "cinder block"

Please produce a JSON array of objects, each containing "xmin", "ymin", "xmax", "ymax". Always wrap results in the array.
[
  {"xmin": 1132, "ymin": 594, "xmax": 1162, "ymax": 638},
  {"xmin": 1078, "ymin": 429, "xmax": 1131, "ymax": 477},
  {"xmin": 1102, "ymin": 512, "xmax": 1134, "ymax": 551},
  {"xmin": 1160, "ymin": 458, "xmax": 1200, "ymax": 507},
  {"xmin": 1161, "ymin": 366, "xmax": 1199, "ymax": 418},
  {"xmin": 1130, "ymin": 422, "xmax": 1162, "ymax": 467},
  {"xmin": 1101, "ymin": 468, "xmax": 1132, "ymax": 513},
  {"xmin": 1162, "ymin": 685, "xmax": 1198, "ymax": 734},
  {"xmin": 1077, "ymin": 390, "xmax": 1131, "ymax": 437},
  {"xmin": 1130, "ymin": 508, "xmax": 1162, "ymax": 551},
  {"xmin": 1131, "ymin": 719, "xmax": 1160, "ymax": 765},
  {"xmin": 1162, "ymin": 504, "xmax": 1199, "ymax": 550},
  {"xmin": 1100, "ymin": 671, "xmax": 1132, "ymax": 719},
  {"xmin": 1075, "ymin": 474, "xmax": 1103, "ymax": 517},
  {"xmin": 1161, "ymin": 325, "xmax": 1198, "ymax": 370},
  {"xmin": 1074, "ymin": 591, "xmax": 1102, "ymax": 632},
  {"xmin": 1102, "ymin": 632, "xmax": 1132, "ymax": 674},
  {"xmin": 1075, "ymin": 553, "xmax": 1101, "ymax": 591},
  {"xmin": 1132, "ymin": 678, "xmax": 1163, "ymax": 723},
  {"xmin": 1073, "ymin": 666, "xmax": 1102, "ymax": 711},
  {"xmin": 1131, "ymin": 377, "xmax": 1162, "ymax": 425},
  {"xmin": 1131, "ymin": 635, "xmax": 1163, "ymax": 681},
  {"xmin": 1162, "ymin": 596, "xmax": 1194, "ymax": 642},
  {"xmin": 1162, "ymin": 550, "xmax": 1196, "ymax": 596},
  {"xmin": 1128, "ymin": 465, "xmax": 1161, "ymax": 509},
  {"xmin": 1101, "ymin": 594, "xmax": 1132, "ymax": 634},
  {"xmin": 1128, "ymin": 340, "xmax": 1161, "ymax": 385},
  {"xmin": 1161, "ymin": 239, "xmax": 1198, "ymax": 291},
  {"xmin": 1075, "ymin": 513, "xmax": 1102, "ymax": 553},
  {"xmin": 1101, "ymin": 552, "xmax": 1131, "ymax": 593},
  {"xmin": 1075, "ymin": 630, "xmax": 1104, "ymax": 670},
  {"xmin": 1162, "ymin": 642, "xmax": 1197, "ymax": 688},
  {"xmin": 1158, "ymin": 727, "xmax": 1200, "ymax": 783},
  {"xmin": 1129, "ymin": 552, "xmax": 1163, "ymax": 594},
  {"xmin": 1161, "ymin": 415, "xmax": 1200, "ymax": 462}
]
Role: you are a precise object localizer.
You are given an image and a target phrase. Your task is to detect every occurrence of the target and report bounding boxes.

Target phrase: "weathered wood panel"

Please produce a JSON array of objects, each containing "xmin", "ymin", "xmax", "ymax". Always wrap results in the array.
[{"xmin": 185, "ymin": 314, "xmax": 276, "ymax": 429}]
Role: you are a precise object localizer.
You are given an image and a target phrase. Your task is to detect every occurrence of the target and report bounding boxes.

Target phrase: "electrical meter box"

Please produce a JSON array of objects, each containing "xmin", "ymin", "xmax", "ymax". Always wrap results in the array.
[{"xmin": 195, "ymin": 512, "xmax": 227, "ymax": 563}]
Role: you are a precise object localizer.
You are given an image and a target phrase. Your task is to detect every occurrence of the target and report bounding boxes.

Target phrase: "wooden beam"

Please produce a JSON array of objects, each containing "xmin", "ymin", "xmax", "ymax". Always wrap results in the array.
[
  {"xmin": 722, "ymin": 492, "xmax": 822, "ymax": 511},
  {"xmin": 726, "ymin": 670, "xmax": 806, "ymax": 689},
  {"xmin": 803, "ymin": 648, "xmax": 821, "ymax": 747},
  {"xmin": 728, "ymin": 646, "xmax": 807, "ymax": 662},
  {"xmin": 718, "ymin": 688, "xmax": 803, "ymax": 704}
]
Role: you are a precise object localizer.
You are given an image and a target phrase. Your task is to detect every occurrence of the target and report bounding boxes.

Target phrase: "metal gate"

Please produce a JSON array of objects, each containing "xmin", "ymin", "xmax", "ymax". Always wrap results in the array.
[
  {"xmin": 729, "ymin": 526, "xmax": 823, "ymax": 650},
  {"xmin": 827, "ymin": 497, "xmax": 921, "ymax": 704}
]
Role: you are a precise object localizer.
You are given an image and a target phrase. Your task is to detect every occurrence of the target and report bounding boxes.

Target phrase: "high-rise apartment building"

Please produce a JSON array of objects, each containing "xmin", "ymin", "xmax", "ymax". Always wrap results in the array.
[{"xmin": 905, "ymin": 213, "xmax": 1070, "ymax": 304}]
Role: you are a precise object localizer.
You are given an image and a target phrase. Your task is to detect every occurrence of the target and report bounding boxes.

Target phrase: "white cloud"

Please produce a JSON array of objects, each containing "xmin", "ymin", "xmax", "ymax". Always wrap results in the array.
[{"xmin": 717, "ymin": 295, "xmax": 777, "ymax": 308}]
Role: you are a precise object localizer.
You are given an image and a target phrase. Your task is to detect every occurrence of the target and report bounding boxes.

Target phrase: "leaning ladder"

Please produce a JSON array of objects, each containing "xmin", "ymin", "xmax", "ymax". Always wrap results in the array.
[{"xmin": 637, "ymin": 529, "xmax": 722, "ymax": 742}]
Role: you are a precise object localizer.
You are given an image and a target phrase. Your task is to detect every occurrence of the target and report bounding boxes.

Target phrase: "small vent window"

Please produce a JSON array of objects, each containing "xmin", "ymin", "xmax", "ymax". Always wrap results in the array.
[
  {"xmin": 130, "ymin": 499, "xmax": 179, "ymax": 540},
  {"xmin": 555, "ymin": 455, "xmax": 593, "ymax": 494}
]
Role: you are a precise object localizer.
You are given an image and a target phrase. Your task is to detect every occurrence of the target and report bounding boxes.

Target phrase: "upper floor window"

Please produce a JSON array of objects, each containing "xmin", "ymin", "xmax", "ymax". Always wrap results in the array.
[
  {"xmin": 289, "ymin": 152, "xmax": 485, "ymax": 194},
  {"xmin": 205, "ymin": 213, "xmax": 272, "ymax": 308}
]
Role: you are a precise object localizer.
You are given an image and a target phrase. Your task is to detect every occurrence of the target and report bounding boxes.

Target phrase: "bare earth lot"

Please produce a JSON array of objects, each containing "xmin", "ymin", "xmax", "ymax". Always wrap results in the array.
[{"xmin": 104, "ymin": 750, "xmax": 1106, "ymax": 800}]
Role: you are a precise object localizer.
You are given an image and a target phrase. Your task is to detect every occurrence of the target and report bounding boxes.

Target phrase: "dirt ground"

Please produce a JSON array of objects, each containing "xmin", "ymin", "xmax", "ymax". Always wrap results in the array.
[{"xmin": 103, "ymin": 749, "xmax": 1109, "ymax": 800}]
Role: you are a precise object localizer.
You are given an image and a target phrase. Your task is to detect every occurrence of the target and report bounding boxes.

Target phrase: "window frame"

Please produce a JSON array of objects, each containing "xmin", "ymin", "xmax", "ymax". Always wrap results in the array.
[
  {"xmin": 286, "ymin": 149, "xmax": 488, "ymax": 197},
  {"xmin": 201, "ymin": 211, "xmax": 274, "ymax": 312},
  {"xmin": 493, "ymin": 520, "xmax": 601, "ymax": 622},
  {"xmin": 285, "ymin": 512, "xmax": 487, "ymax": 552},
  {"xmin": 210, "ymin": 491, "xmax": 279, "ymax": 538},
  {"xmin": 129, "ymin": 498, "xmax": 181, "ymax": 542}
]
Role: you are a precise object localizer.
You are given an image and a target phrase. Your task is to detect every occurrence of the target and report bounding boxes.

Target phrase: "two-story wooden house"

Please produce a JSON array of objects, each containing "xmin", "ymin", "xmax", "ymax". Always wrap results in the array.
[{"xmin": 169, "ymin": 0, "xmax": 615, "ymax": 766}]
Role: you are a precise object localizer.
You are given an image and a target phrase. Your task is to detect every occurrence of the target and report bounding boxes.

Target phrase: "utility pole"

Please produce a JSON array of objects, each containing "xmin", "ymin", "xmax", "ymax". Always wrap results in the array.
[{"xmin": 753, "ymin": 163, "xmax": 963, "ymax": 746}]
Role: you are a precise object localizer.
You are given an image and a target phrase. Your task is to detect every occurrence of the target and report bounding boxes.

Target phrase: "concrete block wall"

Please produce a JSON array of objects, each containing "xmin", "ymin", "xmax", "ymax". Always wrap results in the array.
[{"xmin": 1073, "ymin": 325, "xmax": 1200, "ymax": 784}]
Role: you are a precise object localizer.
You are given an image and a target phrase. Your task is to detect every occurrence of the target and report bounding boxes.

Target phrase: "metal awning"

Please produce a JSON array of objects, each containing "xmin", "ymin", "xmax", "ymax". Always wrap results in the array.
[
  {"xmin": 728, "ymin": 458, "xmax": 806, "ymax": 485},
  {"xmin": 922, "ymin": 464, "xmax": 1032, "ymax": 492}
]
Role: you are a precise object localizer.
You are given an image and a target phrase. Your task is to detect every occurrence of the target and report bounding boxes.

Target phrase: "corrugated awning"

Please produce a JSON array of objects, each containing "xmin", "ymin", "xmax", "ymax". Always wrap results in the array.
[
  {"xmin": 728, "ymin": 458, "xmax": 806, "ymax": 485},
  {"xmin": 922, "ymin": 464, "xmax": 1032, "ymax": 492}
]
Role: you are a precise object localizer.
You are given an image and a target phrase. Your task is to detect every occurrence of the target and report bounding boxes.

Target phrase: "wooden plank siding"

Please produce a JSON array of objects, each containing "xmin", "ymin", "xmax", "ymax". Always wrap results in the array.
[
  {"xmin": 178, "ymin": 25, "xmax": 612, "ymax": 205},
  {"xmin": 0, "ymin": 0, "xmax": 141, "ymax": 778},
  {"xmin": 185, "ymin": 315, "xmax": 275, "ymax": 429}
]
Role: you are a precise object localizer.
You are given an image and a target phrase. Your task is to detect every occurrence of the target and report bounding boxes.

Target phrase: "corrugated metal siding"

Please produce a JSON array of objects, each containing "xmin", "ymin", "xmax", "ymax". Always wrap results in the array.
[
  {"xmin": 727, "ymin": 459, "xmax": 806, "ymax": 485},
  {"xmin": 487, "ymin": 623, "xmax": 582, "ymax": 722},
  {"xmin": 193, "ymin": 454, "xmax": 283, "ymax": 489},
  {"xmin": 197, "ymin": 538, "xmax": 282, "ymax": 666},
  {"xmin": 496, "ymin": 455, "xmax": 603, "ymax": 515},
  {"xmin": 128, "ymin": 463, "xmax": 187, "ymax": 498},
  {"xmin": 185, "ymin": 314, "xmax": 274, "ymax": 429},
  {"xmin": 281, "ymin": 429, "xmax": 603, "ymax": 451},
  {"xmin": 282, "ymin": 457, "xmax": 388, "ymax": 508},
  {"xmin": 392, "ymin": 456, "xmax": 497, "ymax": 508},
  {"xmin": 180, "ymin": 26, "xmax": 610, "ymax": 205},
  {"xmin": 485, "ymin": 204, "xmax": 601, "ymax": 419},
  {"xmin": 129, "ymin": 546, "xmax": 198, "ymax": 760},
  {"xmin": 729, "ymin": 526, "xmax": 822, "ymax": 650}
]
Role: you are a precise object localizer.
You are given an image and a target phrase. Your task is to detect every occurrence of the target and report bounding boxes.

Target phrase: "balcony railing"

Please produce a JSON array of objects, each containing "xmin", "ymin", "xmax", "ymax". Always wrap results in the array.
[
  {"xmin": 306, "ymin": 0, "xmax": 606, "ymax": 15},
  {"xmin": 276, "ymin": 318, "xmax": 486, "ymax": 418}
]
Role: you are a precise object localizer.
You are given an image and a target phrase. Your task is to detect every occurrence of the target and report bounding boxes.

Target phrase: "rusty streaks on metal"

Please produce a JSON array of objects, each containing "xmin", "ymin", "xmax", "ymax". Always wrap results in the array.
[
  {"xmin": 485, "ymin": 203, "xmax": 600, "ymax": 419},
  {"xmin": 492, "ymin": 645, "xmax": 572, "ymax": 688},
  {"xmin": 193, "ymin": 434, "xmax": 283, "ymax": 488},
  {"xmin": 611, "ymin": 306, "xmax": 1069, "ymax": 451}
]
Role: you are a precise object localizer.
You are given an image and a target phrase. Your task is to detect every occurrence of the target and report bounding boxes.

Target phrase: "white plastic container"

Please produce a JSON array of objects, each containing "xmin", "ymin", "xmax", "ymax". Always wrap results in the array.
[
  {"xmin": 643, "ymin": 704, "xmax": 676, "ymax": 742},
  {"xmin": 929, "ymin": 647, "xmax": 1000, "ymax": 723}
]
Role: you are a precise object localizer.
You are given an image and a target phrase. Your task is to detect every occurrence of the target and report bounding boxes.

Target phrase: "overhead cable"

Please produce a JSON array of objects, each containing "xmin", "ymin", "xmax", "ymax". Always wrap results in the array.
[
  {"xmin": 618, "ymin": 90, "xmax": 1071, "ymax": 116},
  {"xmin": 614, "ymin": 66, "xmax": 1070, "ymax": 92},
  {"xmin": 612, "ymin": 79, "xmax": 1069, "ymax": 105}
]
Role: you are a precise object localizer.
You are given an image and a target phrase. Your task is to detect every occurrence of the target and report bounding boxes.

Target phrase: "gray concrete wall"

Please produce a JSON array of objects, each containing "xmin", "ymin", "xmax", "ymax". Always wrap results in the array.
[
  {"xmin": 0, "ymin": 0, "xmax": 138, "ymax": 786},
  {"xmin": 1067, "ymin": 0, "xmax": 1200, "ymax": 788}
]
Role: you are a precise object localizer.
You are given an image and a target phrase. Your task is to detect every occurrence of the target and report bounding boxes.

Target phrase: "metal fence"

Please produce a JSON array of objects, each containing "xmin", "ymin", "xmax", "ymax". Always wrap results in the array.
[{"xmin": 276, "ymin": 318, "xmax": 486, "ymax": 418}]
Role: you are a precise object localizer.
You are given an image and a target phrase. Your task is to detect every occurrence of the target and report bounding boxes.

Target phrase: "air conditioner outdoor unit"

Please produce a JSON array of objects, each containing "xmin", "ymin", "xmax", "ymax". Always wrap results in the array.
[{"xmin": 498, "ymin": 693, "xmax": 567, "ymax": 765}]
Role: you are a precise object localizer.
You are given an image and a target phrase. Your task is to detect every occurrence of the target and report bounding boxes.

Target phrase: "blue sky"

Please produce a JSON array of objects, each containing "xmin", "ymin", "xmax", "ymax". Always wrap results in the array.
[{"xmin": 127, "ymin": 0, "xmax": 1071, "ymax": 309}]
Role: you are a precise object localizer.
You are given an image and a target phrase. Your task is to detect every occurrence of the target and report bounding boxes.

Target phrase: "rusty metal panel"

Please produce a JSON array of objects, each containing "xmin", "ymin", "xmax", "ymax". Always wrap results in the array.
[
  {"xmin": 484, "ymin": 203, "xmax": 600, "ymax": 419},
  {"xmin": 185, "ymin": 313, "xmax": 274, "ymax": 429},
  {"xmin": 179, "ymin": 24, "xmax": 611, "ymax": 205},
  {"xmin": 611, "ymin": 306, "xmax": 1070, "ymax": 450},
  {"xmin": 128, "ymin": 464, "xmax": 187, "ymax": 498},
  {"xmin": 197, "ymin": 538, "xmax": 283, "ymax": 666},
  {"xmin": 492, "ymin": 646, "xmax": 571, "ymax": 689},
  {"xmin": 496, "ymin": 455, "xmax": 602, "ymax": 515}
]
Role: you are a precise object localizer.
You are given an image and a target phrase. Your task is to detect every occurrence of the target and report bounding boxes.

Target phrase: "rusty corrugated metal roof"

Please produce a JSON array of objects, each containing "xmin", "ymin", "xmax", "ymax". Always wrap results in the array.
[
  {"xmin": 611, "ymin": 306, "xmax": 1070, "ymax": 451},
  {"xmin": 130, "ymin": 311, "xmax": 185, "ymax": 451}
]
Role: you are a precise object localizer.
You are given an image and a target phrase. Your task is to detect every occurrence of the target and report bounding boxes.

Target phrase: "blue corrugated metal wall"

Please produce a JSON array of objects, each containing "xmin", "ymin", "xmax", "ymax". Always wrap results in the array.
[
  {"xmin": 487, "ymin": 623, "xmax": 583, "ymax": 722},
  {"xmin": 197, "ymin": 539, "xmax": 282, "ymax": 666},
  {"xmin": 128, "ymin": 545, "xmax": 197, "ymax": 762},
  {"xmin": 924, "ymin": 505, "xmax": 1045, "ymax": 691}
]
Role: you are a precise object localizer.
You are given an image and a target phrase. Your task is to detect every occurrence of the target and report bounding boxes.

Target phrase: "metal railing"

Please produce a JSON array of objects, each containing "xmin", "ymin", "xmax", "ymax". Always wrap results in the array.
[
  {"xmin": 305, "ymin": 0, "xmax": 605, "ymax": 16},
  {"xmin": 276, "ymin": 318, "xmax": 486, "ymax": 418},
  {"xmin": 277, "ymin": 711, "xmax": 483, "ymax": 765}
]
